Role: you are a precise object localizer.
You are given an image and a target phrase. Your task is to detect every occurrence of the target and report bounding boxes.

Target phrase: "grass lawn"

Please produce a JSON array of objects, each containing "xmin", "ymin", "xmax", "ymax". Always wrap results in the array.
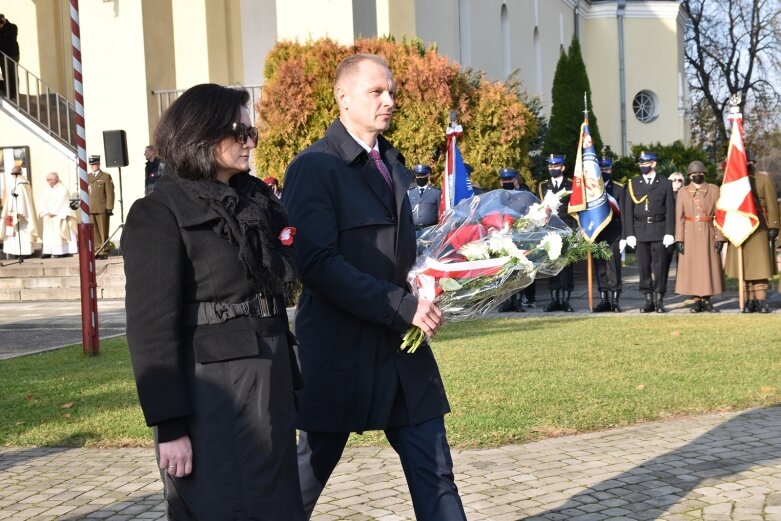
[{"xmin": 1, "ymin": 315, "xmax": 779, "ymax": 449}]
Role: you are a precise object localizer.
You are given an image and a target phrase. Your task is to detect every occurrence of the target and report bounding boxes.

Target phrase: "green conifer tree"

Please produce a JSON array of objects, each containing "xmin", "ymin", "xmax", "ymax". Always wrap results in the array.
[{"xmin": 543, "ymin": 36, "xmax": 603, "ymax": 176}]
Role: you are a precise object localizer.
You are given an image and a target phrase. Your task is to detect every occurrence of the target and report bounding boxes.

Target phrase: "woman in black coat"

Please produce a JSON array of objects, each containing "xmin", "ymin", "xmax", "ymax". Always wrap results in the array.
[{"xmin": 122, "ymin": 84, "xmax": 304, "ymax": 520}]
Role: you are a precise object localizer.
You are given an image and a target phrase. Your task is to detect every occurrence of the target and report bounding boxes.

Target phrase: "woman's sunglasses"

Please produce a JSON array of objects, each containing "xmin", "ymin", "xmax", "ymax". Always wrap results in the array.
[{"xmin": 232, "ymin": 122, "xmax": 259, "ymax": 144}]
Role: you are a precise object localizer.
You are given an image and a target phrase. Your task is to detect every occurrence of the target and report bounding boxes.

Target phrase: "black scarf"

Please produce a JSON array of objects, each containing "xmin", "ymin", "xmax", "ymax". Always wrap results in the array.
[{"xmin": 171, "ymin": 172, "xmax": 296, "ymax": 296}]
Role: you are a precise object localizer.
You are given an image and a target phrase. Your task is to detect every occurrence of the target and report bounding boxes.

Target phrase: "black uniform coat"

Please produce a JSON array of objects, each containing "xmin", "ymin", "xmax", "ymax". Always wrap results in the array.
[
  {"xmin": 283, "ymin": 119, "xmax": 450, "ymax": 433},
  {"xmin": 122, "ymin": 174, "xmax": 304, "ymax": 520},
  {"xmin": 595, "ymin": 179, "xmax": 624, "ymax": 243},
  {"xmin": 622, "ymin": 175, "xmax": 675, "ymax": 242},
  {"xmin": 538, "ymin": 178, "xmax": 576, "ymax": 227}
]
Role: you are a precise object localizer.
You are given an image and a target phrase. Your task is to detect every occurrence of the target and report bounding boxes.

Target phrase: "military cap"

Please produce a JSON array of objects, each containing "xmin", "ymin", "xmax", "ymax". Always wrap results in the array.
[
  {"xmin": 636, "ymin": 151, "xmax": 657, "ymax": 163},
  {"xmin": 546, "ymin": 154, "xmax": 566, "ymax": 165},
  {"xmin": 498, "ymin": 167, "xmax": 519, "ymax": 179},
  {"xmin": 687, "ymin": 161, "xmax": 706, "ymax": 175},
  {"xmin": 599, "ymin": 157, "xmax": 613, "ymax": 168},
  {"xmin": 412, "ymin": 164, "xmax": 432, "ymax": 176},
  {"xmin": 88, "ymin": 155, "xmax": 101, "ymax": 165}
]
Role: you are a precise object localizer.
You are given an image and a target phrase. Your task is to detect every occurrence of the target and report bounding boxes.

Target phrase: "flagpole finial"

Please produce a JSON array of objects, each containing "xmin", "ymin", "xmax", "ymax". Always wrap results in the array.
[
  {"xmin": 449, "ymin": 110, "xmax": 457, "ymax": 126},
  {"xmin": 583, "ymin": 92, "xmax": 589, "ymax": 122},
  {"xmin": 729, "ymin": 94, "xmax": 741, "ymax": 115}
]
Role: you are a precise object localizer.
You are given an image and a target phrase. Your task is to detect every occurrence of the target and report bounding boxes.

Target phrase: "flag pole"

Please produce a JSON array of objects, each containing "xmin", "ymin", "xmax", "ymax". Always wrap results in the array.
[
  {"xmin": 738, "ymin": 245, "xmax": 745, "ymax": 309},
  {"xmin": 582, "ymin": 92, "xmax": 595, "ymax": 311}
]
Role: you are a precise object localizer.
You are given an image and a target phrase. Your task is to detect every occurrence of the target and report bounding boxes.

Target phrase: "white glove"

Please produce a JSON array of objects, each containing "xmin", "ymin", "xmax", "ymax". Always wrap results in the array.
[
  {"xmin": 662, "ymin": 234, "xmax": 675, "ymax": 247},
  {"xmin": 626, "ymin": 236, "xmax": 636, "ymax": 249},
  {"xmin": 619, "ymin": 239, "xmax": 626, "ymax": 253}
]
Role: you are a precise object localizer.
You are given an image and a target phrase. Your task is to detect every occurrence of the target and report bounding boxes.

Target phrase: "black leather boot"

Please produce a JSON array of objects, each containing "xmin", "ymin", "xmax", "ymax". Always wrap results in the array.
[
  {"xmin": 560, "ymin": 291, "xmax": 574, "ymax": 312},
  {"xmin": 512, "ymin": 293, "xmax": 526, "ymax": 312},
  {"xmin": 655, "ymin": 293, "xmax": 666, "ymax": 313},
  {"xmin": 593, "ymin": 291, "xmax": 611, "ymax": 313},
  {"xmin": 702, "ymin": 297, "xmax": 718, "ymax": 313},
  {"xmin": 611, "ymin": 291, "xmax": 622, "ymax": 312},
  {"xmin": 641, "ymin": 293, "xmax": 655, "ymax": 313},
  {"xmin": 742, "ymin": 300, "xmax": 757, "ymax": 313},
  {"xmin": 757, "ymin": 300, "xmax": 770, "ymax": 313},
  {"xmin": 690, "ymin": 298, "xmax": 703, "ymax": 313},
  {"xmin": 544, "ymin": 290, "xmax": 561, "ymax": 312}
]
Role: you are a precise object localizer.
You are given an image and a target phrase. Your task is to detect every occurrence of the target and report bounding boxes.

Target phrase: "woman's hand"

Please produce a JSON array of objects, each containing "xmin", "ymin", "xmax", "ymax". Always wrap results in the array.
[{"xmin": 159, "ymin": 435, "xmax": 193, "ymax": 478}]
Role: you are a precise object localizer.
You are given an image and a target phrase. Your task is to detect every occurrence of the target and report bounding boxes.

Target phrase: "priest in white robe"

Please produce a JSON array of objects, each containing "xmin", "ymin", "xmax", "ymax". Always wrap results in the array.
[
  {"xmin": 1, "ymin": 167, "xmax": 38, "ymax": 257},
  {"xmin": 38, "ymin": 172, "xmax": 78, "ymax": 257}
]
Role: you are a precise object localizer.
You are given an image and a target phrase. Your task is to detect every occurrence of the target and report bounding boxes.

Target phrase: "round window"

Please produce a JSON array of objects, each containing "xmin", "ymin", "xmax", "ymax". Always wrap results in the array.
[{"xmin": 632, "ymin": 90, "xmax": 659, "ymax": 123}]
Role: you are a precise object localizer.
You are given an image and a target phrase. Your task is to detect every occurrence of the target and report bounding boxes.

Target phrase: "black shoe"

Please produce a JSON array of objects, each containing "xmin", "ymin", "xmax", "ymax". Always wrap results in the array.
[
  {"xmin": 544, "ymin": 300, "xmax": 561, "ymax": 312},
  {"xmin": 757, "ymin": 300, "xmax": 770, "ymax": 313},
  {"xmin": 593, "ymin": 291, "xmax": 611, "ymax": 313},
  {"xmin": 641, "ymin": 294, "xmax": 655, "ymax": 313},
  {"xmin": 512, "ymin": 295, "xmax": 526, "ymax": 312},
  {"xmin": 611, "ymin": 291, "xmax": 622, "ymax": 313},
  {"xmin": 655, "ymin": 295, "xmax": 666, "ymax": 313},
  {"xmin": 701, "ymin": 299, "xmax": 718, "ymax": 313},
  {"xmin": 742, "ymin": 300, "xmax": 757, "ymax": 313},
  {"xmin": 690, "ymin": 300, "xmax": 703, "ymax": 313},
  {"xmin": 524, "ymin": 299, "xmax": 536, "ymax": 309},
  {"xmin": 560, "ymin": 300, "xmax": 574, "ymax": 312}
]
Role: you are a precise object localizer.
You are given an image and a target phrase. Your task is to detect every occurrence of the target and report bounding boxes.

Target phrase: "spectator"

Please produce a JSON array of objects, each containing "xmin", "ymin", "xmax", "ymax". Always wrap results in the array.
[
  {"xmin": 143, "ymin": 146, "xmax": 163, "ymax": 195},
  {"xmin": 0, "ymin": 14, "xmax": 19, "ymax": 99}
]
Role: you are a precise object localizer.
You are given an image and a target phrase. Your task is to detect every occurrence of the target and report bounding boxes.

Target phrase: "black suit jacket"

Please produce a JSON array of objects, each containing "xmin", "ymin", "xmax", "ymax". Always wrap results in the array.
[
  {"xmin": 622, "ymin": 175, "xmax": 675, "ymax": 242},
  {"xmin": 594, "ymin": 179, "xmax": 624, "ymax": 243},
  {"xmin": 283, "ymin": 119, "xmax": 450, "ymax": 433},
  {"xmin": 538, "ymin": 177, "xmax": 576, "ymax": 227}
]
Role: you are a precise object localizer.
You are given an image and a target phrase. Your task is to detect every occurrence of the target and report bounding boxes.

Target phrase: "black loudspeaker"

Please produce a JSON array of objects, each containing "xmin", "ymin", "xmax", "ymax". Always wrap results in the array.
[{"xmin": 103, "ymin": 129, "xmax": 129, "ymax": 167}]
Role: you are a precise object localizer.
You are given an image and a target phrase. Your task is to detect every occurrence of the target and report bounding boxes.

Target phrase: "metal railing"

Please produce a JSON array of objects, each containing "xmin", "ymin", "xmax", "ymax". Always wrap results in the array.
[
  {"xmin": 152, "ymin": 84, "xmax": 263, "ymax": 123},
  {"xmin": 0, "ymin": 51, "xmax": 76, "ymax": 151}
]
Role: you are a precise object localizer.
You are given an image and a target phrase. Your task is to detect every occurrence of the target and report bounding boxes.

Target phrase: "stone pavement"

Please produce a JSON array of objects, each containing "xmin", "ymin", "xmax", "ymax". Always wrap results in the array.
[
  {"xmin": 1, "ymin": 265, "xmax": 780, "ymax": 520},
  {"xmin": 1, "ymin": 406, "xmax": 781, "ymax": 520}
]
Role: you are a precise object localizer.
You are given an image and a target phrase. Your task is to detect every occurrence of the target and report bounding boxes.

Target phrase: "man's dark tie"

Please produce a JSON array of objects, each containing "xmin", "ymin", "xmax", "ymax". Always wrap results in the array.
[
  {"xmin": 369, "ymin": 149, "xmax": 393, "ymax": 191},
  {"xmin": 419, "ymin": 188, "xmax": 425, "ymax": 196}
]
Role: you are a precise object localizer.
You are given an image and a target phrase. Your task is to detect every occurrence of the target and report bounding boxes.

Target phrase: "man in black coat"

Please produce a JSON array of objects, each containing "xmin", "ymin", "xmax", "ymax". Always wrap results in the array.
[
  {"xmin": 593, "ymin": 157, "xmax": 625, "ymax": 312},
  {"xmin": 283, "ymin": 54, "xmax": 467, "ymax": 521},
  {"xmin": 0, "ymin": 14, "xmax": 19, "ymax": 99},
  {"xmin": 539, "ymin": 154, "xmax": 576, "ymax": 311},
  {"xmin": 622, "ymin": 151, "xmax": 676, "ymax": 312}
]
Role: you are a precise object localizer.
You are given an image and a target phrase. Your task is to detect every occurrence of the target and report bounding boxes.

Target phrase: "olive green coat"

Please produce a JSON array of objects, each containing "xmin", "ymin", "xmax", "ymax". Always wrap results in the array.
[{"xmin": 724, "ymin": 171, "xmax": 780, "ymax": 280}]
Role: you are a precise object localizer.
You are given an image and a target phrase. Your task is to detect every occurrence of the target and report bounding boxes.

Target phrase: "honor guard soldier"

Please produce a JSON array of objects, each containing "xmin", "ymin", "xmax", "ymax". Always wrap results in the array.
[
  {"xmin": 622, "ymin": 151, "xmax": 675, "ymax": 312},
  {"xmin": 723, "ymin": 149, "xmax": 779, "ymax": 313},
  {"xmin": 539, "ymin": 154, "xmax": 575, "ymax": 312},
  {"xmin": 593, "ymin": 157, "xmax": 625, "ymax": 312},
  {"xmin": 407, "ymin": 164, "xmax": 441, "ymax": 229},
  {"xmin": 87, "ymin": 154, "xmax": 115, "ymax": 258},
  {"xmin": 496, "ymin": 167, "xmax": 535, "ymax": 311}
]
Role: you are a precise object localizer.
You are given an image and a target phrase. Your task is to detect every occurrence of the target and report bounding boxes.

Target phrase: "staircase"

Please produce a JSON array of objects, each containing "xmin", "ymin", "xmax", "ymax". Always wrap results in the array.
[{"xmin": 0, "ymin": 256, "xmax": 125, "ymax": 301}]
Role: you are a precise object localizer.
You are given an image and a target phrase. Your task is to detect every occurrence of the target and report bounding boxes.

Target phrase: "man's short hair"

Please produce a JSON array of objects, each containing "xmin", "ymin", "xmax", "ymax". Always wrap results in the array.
[{"xmin": 333, "ymin": 54, "xmax": 390, "ymax": 100}]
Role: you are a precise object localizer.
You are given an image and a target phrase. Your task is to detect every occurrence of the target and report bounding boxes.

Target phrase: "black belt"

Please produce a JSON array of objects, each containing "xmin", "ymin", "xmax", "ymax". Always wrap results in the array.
[
  {"xmin": 635, "ymin": 215, "xmax": 665, "ymax": 224},
  {"xmin": 183, "ymin": 293, "xmax": 281, "ymax": 326}
]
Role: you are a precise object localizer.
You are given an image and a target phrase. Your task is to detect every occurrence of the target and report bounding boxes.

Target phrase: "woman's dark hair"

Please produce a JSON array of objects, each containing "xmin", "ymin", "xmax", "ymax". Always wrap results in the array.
[{"xmin": 154, "ymin": 83, "xmax": 250, "ymax": 180}]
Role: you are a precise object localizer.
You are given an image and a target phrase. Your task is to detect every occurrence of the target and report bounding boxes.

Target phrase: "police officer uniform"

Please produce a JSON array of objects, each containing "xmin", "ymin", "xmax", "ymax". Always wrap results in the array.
[
  {"xmin": 538, "ymin": 155, "xmax": 575, "ymax": 312},
  {"xmin": 496, "ymin": 167, "xmax": 534, "ymax": 311},
  {"xmin": 593, "ymin": 157, "xmax": 625, "ymax": 312},
  {"xmin": 87, "ymin": 155, "xmax": 115, "ymax": 258},
  {"xmin": 622, "ymin": 151, "xmax": 675, "ymax": 312},
  {"xmin": 407, "ymin": 164, "xmax": 441, "ymax": 229}
]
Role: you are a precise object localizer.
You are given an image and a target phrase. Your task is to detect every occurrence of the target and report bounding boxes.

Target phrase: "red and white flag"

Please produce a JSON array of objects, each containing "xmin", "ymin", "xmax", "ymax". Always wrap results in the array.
[{"xmin": 714, "ymin": 113, "xmax": 759, "ymax": 246}]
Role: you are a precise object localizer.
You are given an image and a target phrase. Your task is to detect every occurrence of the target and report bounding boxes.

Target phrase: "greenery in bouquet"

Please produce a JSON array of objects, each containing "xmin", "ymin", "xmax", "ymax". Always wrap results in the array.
[{"xmin": 401, "ymin": 190, "xmax": 611, "ymax": 353}]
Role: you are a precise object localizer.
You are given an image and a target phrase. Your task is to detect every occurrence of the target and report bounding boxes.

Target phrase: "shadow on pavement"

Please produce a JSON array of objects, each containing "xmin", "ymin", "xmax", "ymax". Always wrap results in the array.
[{"xmin": 521, "ymin": 405, "xmax": 781, "ymax": 520}]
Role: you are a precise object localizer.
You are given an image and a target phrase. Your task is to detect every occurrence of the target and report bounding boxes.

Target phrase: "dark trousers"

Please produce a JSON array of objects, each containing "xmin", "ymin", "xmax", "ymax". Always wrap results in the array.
[
  {"xmin": 595, "ymin": 239, "xmax": 622, "ymax": 292},
  {"xmin": 636, "ymin": 240, "xmax": 670, "ymax": 295},
  {"xmin": 548, "ymin": 263, "xmax": 574, "ymax": 291},
  {"xmin": 297, "ymin": 416, "xmax": 467, "ymax": 521},
  {"xmin": 1, "ymin": 54, "xmax": 18, "ymax": 99}
]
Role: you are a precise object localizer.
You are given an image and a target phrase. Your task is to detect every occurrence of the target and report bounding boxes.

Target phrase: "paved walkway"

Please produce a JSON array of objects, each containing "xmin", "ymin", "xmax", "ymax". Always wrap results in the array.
[{"xmin": 1, "ymin": 265, "xmax": 780, "ymax": 520}]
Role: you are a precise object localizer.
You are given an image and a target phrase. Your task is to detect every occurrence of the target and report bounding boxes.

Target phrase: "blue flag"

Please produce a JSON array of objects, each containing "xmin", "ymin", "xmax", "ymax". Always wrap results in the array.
[{"xmin": 567, "ymin": 120, "xmax": 612, "ymax": 242}]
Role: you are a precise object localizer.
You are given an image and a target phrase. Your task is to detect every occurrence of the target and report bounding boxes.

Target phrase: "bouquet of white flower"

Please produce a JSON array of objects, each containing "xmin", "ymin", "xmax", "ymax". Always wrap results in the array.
[{"xmin": 402, "ymin": 189, "xmax": 608, "ymax": 352}]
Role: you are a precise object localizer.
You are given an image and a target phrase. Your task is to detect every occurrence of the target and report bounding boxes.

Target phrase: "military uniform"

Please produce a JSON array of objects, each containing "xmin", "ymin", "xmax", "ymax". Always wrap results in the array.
[
  {"xmin": 622, "ymin": 152, "xmax": 675, "ymax": 312},
  {"xmin": 408, "ymin": 185, "xmax": 441, "ymax": 228},
  {"xmin": 539, "ymin": 155, "xmax": 575, "ymax": 311},
  {"xmin": 724, "ymin": 167, "xmax": 779, "ymax": 312},
  {"xmin": 88, "ymin": 155, "xmax": 115, "ymax": 257},
  {"xmin": 592, "ymin": 157, "xmax": 625, "ymax": 312}
]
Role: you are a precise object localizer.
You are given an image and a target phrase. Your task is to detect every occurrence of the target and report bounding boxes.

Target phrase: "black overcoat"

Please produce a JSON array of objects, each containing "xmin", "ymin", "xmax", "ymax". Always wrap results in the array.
[
  {"xmin": 122, "ymin": 174, "xmax": 304, "ymax": 520},
  {"xmin": 283, "ymin": 120, "xmax": 450, "ymax": 433}
]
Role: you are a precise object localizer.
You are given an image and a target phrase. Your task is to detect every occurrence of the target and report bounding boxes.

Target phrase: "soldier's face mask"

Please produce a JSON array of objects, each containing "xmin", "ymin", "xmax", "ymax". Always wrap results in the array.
[
  {"xmin": 415, "ymin": 177, "xmax": 428, "ymax": 187},
  {"xmin": 548, "ymin": 167, "xmax": 563, "ymax": 178},
  {"xmin": 501, "ymin": 181, "xmax": 516, "ymax": 190},
  {"xmin": 639, "ymin": 165, "xmax": 653, "ymax": 176},
  {"xmin": 690, "ymin": 174, "xmax": 705, "ymax": 185}
]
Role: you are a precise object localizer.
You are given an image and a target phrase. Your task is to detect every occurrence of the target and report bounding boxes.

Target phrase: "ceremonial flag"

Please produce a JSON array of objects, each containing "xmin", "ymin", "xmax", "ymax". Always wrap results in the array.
[
  {"xmin": 439, "ymin": 123, "xmax": 473, "ymax": 219},
  {"xmin": 714, "ymin": 113, "xmax": 759, "ymax": 246},
  {"xmin": 568, "ymin": 120, "xmax": 612, "ymax": 242}
]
